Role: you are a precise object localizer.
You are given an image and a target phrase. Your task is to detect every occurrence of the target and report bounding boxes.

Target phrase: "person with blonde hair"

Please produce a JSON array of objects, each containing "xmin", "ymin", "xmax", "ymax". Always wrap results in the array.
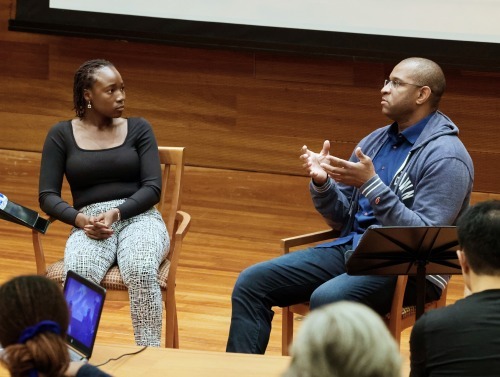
[
  {"xmin": 284, "ymin": 301, "xmax": 401, "ymax": 377},
  {"xmin": 0, "ymin": 275, "xmax": 109, "ymax": 377}
]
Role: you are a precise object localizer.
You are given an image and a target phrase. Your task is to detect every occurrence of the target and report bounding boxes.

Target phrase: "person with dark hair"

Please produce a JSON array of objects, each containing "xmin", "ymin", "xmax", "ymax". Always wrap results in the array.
[
  {"xmin": 38, "ymin": 59, "xmax": 169, "ymax": 347},
  {"xmin": 227, "ymin": 57, "xmax": 474, "ymax": 354},
  {"xmin": 410, "ymin": 200, "xmax": 500, "ymax": 376},
  {"xmin": 0, "ymin": 275, "xmax": 109, "ymax": 377}
]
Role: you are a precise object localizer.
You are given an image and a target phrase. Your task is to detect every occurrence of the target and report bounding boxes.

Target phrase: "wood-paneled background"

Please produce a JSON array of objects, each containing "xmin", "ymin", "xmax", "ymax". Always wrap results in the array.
[
  {"xmin": 1, "ymin": 0, "xmax": 499, "ymax": 191},
  {"xmin": 1, "ymin": 0, "xmax": 500, "ymax": 374}
]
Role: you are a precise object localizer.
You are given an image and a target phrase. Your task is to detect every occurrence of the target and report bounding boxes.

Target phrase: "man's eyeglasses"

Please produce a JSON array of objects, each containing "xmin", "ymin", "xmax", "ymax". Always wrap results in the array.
[{"xmin": 383, "ymin": 79, "xmax": 424, "ymax": 89}]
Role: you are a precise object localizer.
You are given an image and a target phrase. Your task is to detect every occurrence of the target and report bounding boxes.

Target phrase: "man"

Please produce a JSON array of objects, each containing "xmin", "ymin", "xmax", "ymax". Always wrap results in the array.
[
  {"xmin": 410, "ymin": 200, "xmax": 500, "ymax": 376},
  {"xmin": 226, "ymin": 57, "xmax": 474, "ymax": 354}
]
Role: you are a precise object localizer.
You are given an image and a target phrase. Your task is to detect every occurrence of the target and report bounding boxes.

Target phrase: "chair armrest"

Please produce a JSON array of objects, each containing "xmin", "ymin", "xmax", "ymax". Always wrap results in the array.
[
  {"xmin": 169, "ymin": 211, "xmax": 190, "ymax": 263},
  {"xmin": 31, "ymin": 216, "xmax": 57, "ymax": 275},
  {"xmin": 166, "ymin": 210, "xmax": 191, "ymax": 289},
  {"xmin": 281, "ymin": 229, "xmax": 340, "ymax": 254},
  {"xmin": 174, "ymin": 210, "xmax": 191, "ymax": 240}
]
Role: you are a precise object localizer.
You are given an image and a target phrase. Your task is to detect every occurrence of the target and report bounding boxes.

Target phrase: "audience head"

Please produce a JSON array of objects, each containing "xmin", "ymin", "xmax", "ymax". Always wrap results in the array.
[
  {"xmin": 283, "ymin": 301, "xmax": 401, "ymax": 377},
  {"xmin": 73, "ymin": 58, "xmax": 115, "ymax": 118},
  {"xmin": 457, "ymin": 200, "xmax": 500, "ymax": 280},
  {"xmin": 0, "ymin": 275, "xmax": 70, "ymax": 377}
]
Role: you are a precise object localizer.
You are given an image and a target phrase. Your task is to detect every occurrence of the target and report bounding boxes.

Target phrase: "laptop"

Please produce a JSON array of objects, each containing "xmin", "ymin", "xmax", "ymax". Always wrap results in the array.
[{"xmin": 63, "ymin": 270, "xmax": 106, "ymax": 361}]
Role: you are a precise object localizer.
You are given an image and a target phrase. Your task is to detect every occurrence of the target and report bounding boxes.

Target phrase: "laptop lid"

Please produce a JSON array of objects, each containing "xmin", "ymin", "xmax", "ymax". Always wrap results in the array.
[{"xmin": 63, "ymin": 270, "xmax": 106, "ymax": 360}]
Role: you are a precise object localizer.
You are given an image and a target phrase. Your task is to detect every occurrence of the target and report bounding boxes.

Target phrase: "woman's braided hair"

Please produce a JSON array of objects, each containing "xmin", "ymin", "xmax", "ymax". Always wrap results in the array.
[{"xmin": 73, "ymin": 59, "xmax": 114, "ymax": 118}]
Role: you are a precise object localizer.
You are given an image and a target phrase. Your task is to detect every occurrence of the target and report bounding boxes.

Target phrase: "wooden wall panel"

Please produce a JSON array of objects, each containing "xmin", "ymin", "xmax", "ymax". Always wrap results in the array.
[
  {"xmin": 468, "ymin": 151, "xmax": 500, "ymax": 194},
  {"xmin": 0, "ymin": 40, "xmax": 49, "ymax": 79},
  {"xmin": 255, "ymin": 54, "xmax": 356, "ymax": 85},
  {"xmin": 0, "ymin": 0, "xmax": 498, "ymax": 193}
]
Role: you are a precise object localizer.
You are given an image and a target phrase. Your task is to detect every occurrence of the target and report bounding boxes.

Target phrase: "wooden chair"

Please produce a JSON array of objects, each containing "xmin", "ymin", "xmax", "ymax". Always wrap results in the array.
[
  {"xmin": 280, "ymin": 229, "xmax": 448, "ymax": 356},
  {"xmin": 32, "ymin": 146, "xmax": 191, "ymax": 348}
]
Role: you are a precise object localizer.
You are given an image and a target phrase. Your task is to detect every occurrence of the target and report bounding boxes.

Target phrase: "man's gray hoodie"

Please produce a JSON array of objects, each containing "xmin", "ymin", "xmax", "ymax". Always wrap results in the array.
[{"xmin": 311, "ymin": 111, "xmax": 474, "ymax": 289}]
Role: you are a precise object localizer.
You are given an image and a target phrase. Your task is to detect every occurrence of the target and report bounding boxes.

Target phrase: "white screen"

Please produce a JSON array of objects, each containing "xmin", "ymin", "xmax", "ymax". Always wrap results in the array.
[{"xmin": 50, "ymin": 0, "xmax": 500, "ymax": 44}]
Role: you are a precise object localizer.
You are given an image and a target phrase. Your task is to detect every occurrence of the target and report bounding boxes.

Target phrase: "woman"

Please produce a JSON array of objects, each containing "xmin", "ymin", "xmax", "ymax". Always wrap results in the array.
[
  {"xmin": 38, "ymin": 59, "xmax": 169, "ymax": 347},
  {"xmin": 283, "ymin": 301, "xmax": 401, "ymax": 377},
  {"xmin": 0, "ymin": 275, "xmax": 109, "ymax": 377}
]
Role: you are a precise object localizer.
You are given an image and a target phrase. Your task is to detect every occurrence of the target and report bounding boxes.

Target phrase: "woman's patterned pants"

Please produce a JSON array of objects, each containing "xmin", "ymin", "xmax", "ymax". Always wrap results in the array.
[{"xmin": 64, "ymin": 199, "xmax": 169, "ymax": 347}]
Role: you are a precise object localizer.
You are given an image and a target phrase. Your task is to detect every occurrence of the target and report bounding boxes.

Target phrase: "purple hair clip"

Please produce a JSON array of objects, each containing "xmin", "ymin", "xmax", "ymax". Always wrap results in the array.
[{"xmin": 18, "ymin": 320, "xmax": 61, "ymax": 344}]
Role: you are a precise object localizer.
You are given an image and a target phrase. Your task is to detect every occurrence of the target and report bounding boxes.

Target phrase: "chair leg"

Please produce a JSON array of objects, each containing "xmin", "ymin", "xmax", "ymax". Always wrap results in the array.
[
  {"xmin": 386, "ymin": 275, "xmax": 407, "ymax": 350},
  {"xmin": 173, "ymin": 310, "xmax": 179, "ymax": 349},
  {"xmin": 165, "ymin": 298, "xmax": 177, "ymax": 348},
  {"xmin": 391, "ymin": 322, "xmax": 402, "ymax": 350},
  {"xmin": 282, "ymin": 307, "xmax": 294, "ymax": 356}
]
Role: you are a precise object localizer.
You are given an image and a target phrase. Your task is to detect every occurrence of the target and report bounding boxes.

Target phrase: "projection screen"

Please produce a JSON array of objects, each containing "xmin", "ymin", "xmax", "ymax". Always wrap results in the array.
[{"xmin": 9, "ymin": 0, "xmax": 500, "ymax": 69}]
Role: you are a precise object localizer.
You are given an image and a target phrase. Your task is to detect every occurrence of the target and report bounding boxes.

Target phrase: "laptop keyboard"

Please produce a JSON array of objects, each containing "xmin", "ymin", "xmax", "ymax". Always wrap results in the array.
[{"xmin": 68, "ymin": 346, "xmax": 86, "ymax": 362}]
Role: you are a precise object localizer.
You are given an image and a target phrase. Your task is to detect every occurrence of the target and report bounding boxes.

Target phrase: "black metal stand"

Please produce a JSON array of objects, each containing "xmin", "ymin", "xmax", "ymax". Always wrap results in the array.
[{"xmin": 346, "ymin": 226, "xmax": 462, "ymax": 320}]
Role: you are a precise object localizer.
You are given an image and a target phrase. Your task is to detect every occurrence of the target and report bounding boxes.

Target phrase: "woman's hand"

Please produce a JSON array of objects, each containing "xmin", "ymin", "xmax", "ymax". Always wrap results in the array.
[
  {"xmin": 75, "ymin": 210, "xmax": 118, "ymax": 240},
  {"xmin": 84, "ymin": 220, "xmax": 114, "ymax": 240}
]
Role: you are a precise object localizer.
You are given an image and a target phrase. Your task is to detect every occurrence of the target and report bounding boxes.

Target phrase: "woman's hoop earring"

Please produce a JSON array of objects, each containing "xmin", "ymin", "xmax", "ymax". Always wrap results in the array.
[{"xmin": 87, "ymin": 101, "xmax": 92, "ymax": 109}]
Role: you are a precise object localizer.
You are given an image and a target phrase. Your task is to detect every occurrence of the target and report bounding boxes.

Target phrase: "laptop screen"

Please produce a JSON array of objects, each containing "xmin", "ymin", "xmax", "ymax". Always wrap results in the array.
[{"xmin": 63, "ymin": 270, "xmax": 106, "ymax": 358}]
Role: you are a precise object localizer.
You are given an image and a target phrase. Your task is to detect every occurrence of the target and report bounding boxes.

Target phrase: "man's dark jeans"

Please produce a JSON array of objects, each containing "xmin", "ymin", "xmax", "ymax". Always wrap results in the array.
[{"xmin": 226, "ymin": 244, "xmax": 441, "ymax": 354}]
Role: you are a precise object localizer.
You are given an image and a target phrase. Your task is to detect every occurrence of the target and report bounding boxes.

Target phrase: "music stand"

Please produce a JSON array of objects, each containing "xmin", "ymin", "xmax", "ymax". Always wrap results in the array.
[{"xmin": 346, "ymin": 226, "xmax": 462, "ymax": 319}]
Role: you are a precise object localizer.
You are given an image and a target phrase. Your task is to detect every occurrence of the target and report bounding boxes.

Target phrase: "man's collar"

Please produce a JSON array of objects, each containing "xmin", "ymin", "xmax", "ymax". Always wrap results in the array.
[{"xmin": 391, "ymin": 112, "xmax": 435, "ymax": 145}]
